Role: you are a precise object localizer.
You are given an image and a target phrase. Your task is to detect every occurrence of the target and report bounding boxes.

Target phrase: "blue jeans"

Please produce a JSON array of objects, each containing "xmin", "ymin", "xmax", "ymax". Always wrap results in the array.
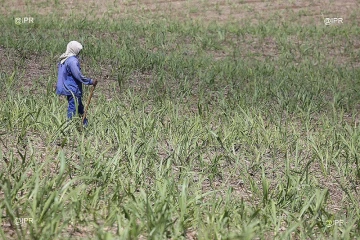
[{"xmin": 67, "ymin": 95, "xmax": 88, "ymax": 125}]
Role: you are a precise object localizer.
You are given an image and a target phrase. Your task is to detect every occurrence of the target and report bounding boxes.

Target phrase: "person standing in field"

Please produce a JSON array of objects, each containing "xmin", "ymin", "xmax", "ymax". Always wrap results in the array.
[{"xmin": 56, "ymin": 41, "xmax": 97, "ymax": 126}]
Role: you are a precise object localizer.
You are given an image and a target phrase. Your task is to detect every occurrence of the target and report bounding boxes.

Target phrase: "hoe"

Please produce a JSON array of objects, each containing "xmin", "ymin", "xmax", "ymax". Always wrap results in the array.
[{"xmin": 82, "ymin": 84, "xmax": 96, "ymax": 127}]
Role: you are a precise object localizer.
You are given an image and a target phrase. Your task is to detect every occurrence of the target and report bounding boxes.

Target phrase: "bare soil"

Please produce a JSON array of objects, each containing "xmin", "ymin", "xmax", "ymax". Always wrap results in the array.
[{"xmin": 1, "ymin": 0, "xmax": 359, "ymax": 25}]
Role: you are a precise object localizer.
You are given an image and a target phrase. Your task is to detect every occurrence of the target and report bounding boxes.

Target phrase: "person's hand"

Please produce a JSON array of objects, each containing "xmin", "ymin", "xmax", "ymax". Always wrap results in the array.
[{"xmin": 92, "ymin": 79, "xmax": 98, "ymax": 86}]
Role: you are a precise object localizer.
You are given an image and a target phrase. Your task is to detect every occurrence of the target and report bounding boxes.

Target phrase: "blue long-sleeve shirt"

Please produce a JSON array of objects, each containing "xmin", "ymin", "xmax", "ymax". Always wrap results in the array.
[{"xmin": 56, "ymin": 56, "xmax": 93, "ymax": 96}]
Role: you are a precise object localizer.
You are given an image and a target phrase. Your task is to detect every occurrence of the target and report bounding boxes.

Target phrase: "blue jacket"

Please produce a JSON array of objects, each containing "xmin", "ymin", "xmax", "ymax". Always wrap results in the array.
[{"xmin": 56, "ymin": 56, "xmax": 93, "ymax": 96}]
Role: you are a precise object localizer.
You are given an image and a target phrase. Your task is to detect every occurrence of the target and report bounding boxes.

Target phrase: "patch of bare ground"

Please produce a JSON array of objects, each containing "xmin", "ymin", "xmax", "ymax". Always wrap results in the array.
[
  {"xmin": 0, "ymin": 46, "xmax": 24, "ymax": 79},
  {"xmin": 1, "ymin": 0, "xmax": 359, "ymax": 26},
  {"xmin": 0, "ymin": 46, "xmax": 55, "ymax": 97}
]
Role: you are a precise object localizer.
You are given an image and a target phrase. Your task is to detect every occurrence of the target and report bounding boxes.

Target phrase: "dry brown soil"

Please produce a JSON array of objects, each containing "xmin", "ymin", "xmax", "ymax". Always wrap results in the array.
[{"xmin": 1, "ymin": 0, "xmax": 359, "ymax": 25}]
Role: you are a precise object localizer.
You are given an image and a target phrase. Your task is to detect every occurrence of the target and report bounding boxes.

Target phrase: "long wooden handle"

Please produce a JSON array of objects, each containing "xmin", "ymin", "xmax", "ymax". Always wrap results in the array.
[{"xmin": 82, "ymin": 85, "xmax": 96, "ymax": 125}]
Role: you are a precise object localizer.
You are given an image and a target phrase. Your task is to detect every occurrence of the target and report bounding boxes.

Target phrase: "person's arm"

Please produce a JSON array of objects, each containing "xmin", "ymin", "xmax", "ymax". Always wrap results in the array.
[{"xmin": 68, "ymin": 57, "xmax": 95, "ymax": 85}]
